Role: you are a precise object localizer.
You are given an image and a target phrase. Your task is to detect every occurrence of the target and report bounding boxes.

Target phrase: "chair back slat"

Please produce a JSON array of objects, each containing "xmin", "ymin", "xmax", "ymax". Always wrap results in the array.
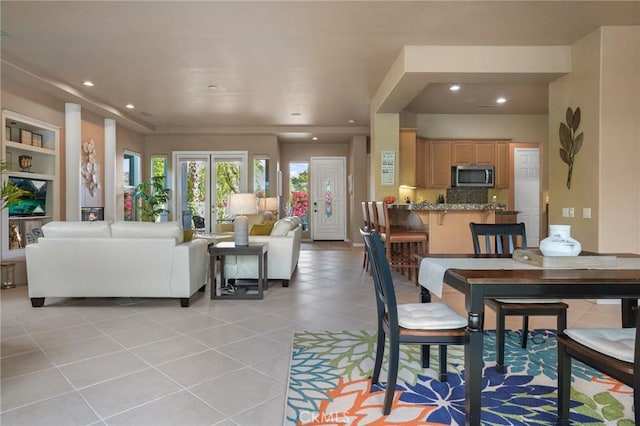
[{"xmin": 470, "ymin": 222, "xmax": 527, "ymax": 255}]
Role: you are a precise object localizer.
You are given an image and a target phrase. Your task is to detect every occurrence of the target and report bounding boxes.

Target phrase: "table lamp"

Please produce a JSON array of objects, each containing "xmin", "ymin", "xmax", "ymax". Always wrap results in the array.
[
  {"xmin": 258, "ymin": 197, "xmax": 278, "ymax": 221},
  {"xmin": 227, "ymin": 193, "xmax": 258, "ymax": 246}
]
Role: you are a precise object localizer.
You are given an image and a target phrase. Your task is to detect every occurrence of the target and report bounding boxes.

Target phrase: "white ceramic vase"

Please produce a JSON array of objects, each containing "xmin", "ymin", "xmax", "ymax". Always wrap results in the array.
[{"xmin": 539, "ymin": 224, "xmax": 581, "ymax": 256}]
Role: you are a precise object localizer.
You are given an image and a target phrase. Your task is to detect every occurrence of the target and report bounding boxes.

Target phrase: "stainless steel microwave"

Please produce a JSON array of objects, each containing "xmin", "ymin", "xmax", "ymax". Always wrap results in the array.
[{"xmin": 451, "ymin": 166, "xmax": 495, "ymax": 187}]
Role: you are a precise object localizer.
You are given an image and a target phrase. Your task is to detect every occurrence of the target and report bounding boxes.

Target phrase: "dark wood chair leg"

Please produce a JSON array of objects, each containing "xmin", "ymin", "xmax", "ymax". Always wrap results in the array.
[
  {"xmin": 421, "ymin": 344, "xmax": 430, "ymax": 368},
  {"xmin": 30, "ymin": 297, "xmax": 45, "ymax": 307},
  {"xmin": 383, "ymin": 334, "xmax": 400, "ymax": 415},
  {"xmin": 557, "ymin": 339, "xmax": 572, "ymax": 425},
  {"xmin": 521, "ymin": 315, "xmax": 530, "ymax": 348},
  {"xmin": 438, "ymin": 345, "xmax": 448, "ymax": 381},
  {"xmin": 496, "ymin": 306, "xmax": 507, "ymax": 374},
  {"xmin": 180, "ymin": 298, "xmax": 190, "ymax": 307}
]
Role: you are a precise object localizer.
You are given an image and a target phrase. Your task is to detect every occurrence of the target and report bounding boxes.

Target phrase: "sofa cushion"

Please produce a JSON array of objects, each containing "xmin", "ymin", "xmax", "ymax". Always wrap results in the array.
[
  {"xmin": 270, "ymin": 218, "xmax": 295, "ymax": 236},
  {"xmin": 246, "ymin": 213, "xmax": 265, "ymax": 229},
  {"xmin": 250, "ymin": 223, "xmax": 274, "ymax": 235},
  {"xmin": 41, "ymin": 221, "xmax": 112, "ymax": 238},
  {"xmin": 111, "ymin": 221, "xmax": 184, "ymax": 244}
]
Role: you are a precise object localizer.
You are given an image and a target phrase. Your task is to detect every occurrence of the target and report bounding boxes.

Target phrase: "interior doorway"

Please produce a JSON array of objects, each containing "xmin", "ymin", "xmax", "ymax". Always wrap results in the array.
[{"xmin": 514, "ymin": 147, "xmax": 541, "ymax": 246}]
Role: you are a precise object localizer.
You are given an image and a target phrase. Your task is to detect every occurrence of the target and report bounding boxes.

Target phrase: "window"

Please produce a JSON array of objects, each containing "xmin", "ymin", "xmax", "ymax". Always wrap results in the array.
[
  {"xmin": 253, "ymin": 157, "xmax": 270, "ymax": 197},
  {"xmin": 289, "ymin": 162, "xmax": 308, "ymax": 230},
  {"xmin": 123, "ymin": 152, "xmax": 141, "ymax": 221}
]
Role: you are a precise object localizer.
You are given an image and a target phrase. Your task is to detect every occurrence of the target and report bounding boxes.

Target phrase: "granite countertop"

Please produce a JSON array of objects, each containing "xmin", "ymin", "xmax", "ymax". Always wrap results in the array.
[{"xmin": 390, "ymin": 202, "xmax": 510, "ymax": 211}]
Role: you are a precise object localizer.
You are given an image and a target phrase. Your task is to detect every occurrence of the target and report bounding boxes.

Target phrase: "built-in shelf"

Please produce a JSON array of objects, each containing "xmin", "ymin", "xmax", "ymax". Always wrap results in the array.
[{"xmin": 2, "ymin": 109, "xmax": 60, "ymax": 261}]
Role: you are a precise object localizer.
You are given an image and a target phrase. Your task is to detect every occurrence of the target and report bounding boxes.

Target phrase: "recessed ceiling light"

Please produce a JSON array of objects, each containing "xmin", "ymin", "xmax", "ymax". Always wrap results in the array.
[
  {"xmin": 449, "ymin": 84, "xmax": 461, "ymax": 92},
  {"xmin": 496, "ymin": 97, "xmax": 507, "ymax": 104},
  {"xmin": 208, "ymin": 84, "xmax": 217, "ymax": 90},
  {"xmin": 82, "ymin": 81, "xmax": 94, "ymax": 87},
  {"xmin": 348, "ymin": 119, "xmax": 356, "ymax": 124},
  {"xmin": 125, "ymin": 104, "xmax": 135, "ymax": 109},
  {"xmin": 291, "ymin": 112, "xmax": 302, "ymax": 116},
  {"xmin": 312, "ymin": 137, "xmax": 318, "ymax": 141}
]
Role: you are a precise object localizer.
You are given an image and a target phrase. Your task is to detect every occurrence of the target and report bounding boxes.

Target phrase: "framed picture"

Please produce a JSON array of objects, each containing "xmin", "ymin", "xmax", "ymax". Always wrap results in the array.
[
  {"xmin": 32, "ymin": 133, "xmax": 43, "ymax": 147},
  {"xmin": 20, "ymin": 129, "xmax": 32, "ymax": 145},
  {"xmin": 81, "ymin": 207, "xmax": 104, "ymax": 221},
  {"xmin": 22, "ymin": 219, "xmax": 44, "ymax": 245}
]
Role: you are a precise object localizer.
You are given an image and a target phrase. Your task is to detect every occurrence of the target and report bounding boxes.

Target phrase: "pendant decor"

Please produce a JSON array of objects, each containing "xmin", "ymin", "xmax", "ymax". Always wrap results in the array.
[
  {"xmin": 559, "ymin": 107, "xmax": 583, "ymax": 189},
  {"xmin": 539, "ymin": 225, "xmax": 581, "ymax": 257}
]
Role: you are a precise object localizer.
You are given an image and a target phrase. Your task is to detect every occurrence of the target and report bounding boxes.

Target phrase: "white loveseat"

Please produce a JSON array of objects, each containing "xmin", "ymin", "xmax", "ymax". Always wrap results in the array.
[
  {"xmin": 26, "ymin": 221, "xmax": 209, "ymax": 307},
  {"xmin": 223, "ymin": 216, "xmax": 302, "ymax": 287}
]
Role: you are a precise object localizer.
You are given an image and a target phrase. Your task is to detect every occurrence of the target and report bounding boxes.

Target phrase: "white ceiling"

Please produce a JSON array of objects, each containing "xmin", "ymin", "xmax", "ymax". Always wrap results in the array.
[{"xmin": 1, "ymin": 1, "xmax": 639, "ymax": 143}]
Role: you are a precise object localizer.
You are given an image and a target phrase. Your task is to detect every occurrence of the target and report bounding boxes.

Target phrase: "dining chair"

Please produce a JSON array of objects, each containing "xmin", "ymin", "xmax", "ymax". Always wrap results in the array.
[
  {"xmin": 362, "ymin": 228, "xmax": 466, "ymax": 415},
  {"xmin": 376, "ymin": 201, "xmax": 428, "ymax": 282},
  {"xmin": 361, "ymin": 201, "xmax": 372, "ymax": 271},
  {"xmin": 557, "ymin": 308, "xmax": 638, "ymax": 424},
  {"xmin": 469, "ymin": 222, "xmax": 568, "ymax": 373}
]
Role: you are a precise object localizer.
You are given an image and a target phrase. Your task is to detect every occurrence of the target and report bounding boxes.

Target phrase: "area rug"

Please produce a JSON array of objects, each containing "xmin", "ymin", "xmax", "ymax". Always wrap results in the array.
[{"xmin": 285, "ymin": 330, "xmax": 634, "ymax": 425}]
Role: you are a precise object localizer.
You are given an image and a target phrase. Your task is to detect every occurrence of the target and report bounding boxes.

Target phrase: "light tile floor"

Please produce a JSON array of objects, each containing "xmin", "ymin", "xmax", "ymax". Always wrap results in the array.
[{"xmin": 0, "ymin": 246, "xmax": 623, "ymax": 426}]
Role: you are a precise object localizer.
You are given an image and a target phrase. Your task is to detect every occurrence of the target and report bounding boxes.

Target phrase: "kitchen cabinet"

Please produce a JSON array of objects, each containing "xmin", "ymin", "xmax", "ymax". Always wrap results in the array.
[
  {"xmin": 399, "ymin": 128, "xmax": 417, "ymax": 187},
  {"xmin": 415, "ymin": 137, "xmax": 428, "ymax": 187},
  {"xmin": 451, "ymin": 140, "xmax": 495, "ymax": 166},
  {"xmin": 427, "ymin": 209, "xmax": 496, "ymax": 253},
  {"xmin": 428, "ymin": 140, "xmax": 451, "ymax": 189},
  {"xmin": 495, "ymin": 141, "xmax": 509, "ymax": 188}
]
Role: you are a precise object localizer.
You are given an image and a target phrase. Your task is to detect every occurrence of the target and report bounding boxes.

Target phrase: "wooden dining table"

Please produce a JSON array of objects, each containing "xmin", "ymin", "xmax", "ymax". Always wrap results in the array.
[{"xmin": 417, "ymin": 253, "xmax": 640, "ymax": 426}]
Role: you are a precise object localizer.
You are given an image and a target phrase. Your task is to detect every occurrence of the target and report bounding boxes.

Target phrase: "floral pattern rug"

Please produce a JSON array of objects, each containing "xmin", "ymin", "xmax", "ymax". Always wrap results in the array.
[{"xmin": 285, "ymin": 330, "xmax": 634, "ymax": 425}]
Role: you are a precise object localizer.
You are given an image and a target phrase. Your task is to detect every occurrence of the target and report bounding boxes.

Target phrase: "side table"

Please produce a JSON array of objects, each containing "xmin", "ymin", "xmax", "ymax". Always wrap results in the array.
[{"xmin": 208, "ymin": 242, "xmax": 268, "ymax": 300}]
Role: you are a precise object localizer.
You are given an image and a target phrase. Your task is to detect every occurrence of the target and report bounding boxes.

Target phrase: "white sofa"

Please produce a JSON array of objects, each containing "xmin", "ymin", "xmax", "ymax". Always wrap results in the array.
[
  {"xmin": 26, "ymin": 221, "xmax": 209, "ymax": 307},
  {"xmin": 223, "ymin": 216, "xmax": 302, "ymax": 287}
]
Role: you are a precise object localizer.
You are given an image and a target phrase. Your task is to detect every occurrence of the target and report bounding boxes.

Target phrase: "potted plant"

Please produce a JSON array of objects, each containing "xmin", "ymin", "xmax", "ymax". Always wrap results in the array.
[
  {"xmin": 1, "ymin": 162, "xmax": 29, "ymax": 210},
  {"xmin": 133, "ymin": 175, "xmax": 172, "ymax": 222}
]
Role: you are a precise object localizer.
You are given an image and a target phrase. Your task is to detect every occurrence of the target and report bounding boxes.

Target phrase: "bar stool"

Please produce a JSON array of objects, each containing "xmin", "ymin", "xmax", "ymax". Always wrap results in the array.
[
  {"xmin": 361, "ymin": 201, "xmax": 372, "ymax": 271},
  {"xmin": 376, "ymin": 201, "xmax": 428, "ymax": 282}
]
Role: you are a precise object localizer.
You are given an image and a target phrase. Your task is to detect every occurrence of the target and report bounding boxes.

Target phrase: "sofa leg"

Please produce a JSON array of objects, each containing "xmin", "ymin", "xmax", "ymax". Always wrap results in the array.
[
  {"xmin": 31, "ymin": 298, "xmax": 45, "ymax": 307},
  {"xmin": 198, "ymin": 284, "xmax": 206, "ymax": 292},
  {"xmin": 282, "ymin": 280, "xmax": 289, "ymax": 287},
  {"xmin": 180, "ymin": 298, "xmax": 190, "ymax": 307}
]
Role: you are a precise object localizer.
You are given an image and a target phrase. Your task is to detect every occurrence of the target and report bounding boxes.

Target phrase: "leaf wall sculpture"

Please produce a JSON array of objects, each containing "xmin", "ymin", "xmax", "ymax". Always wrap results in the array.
[{"xmin": 559, "ymin": 107, "xmax": 583, "ymax": 189}]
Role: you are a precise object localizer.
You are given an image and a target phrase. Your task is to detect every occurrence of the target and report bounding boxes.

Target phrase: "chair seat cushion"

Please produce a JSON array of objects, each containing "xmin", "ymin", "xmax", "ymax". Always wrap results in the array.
[
  {"xmin": 494, "ymin": 298, "xmax": 563, "ymax": 304},
  {"xmin": 564, "ymin": 328, "xmax": 636, "ymax": 363},
  {"xmin": 397, "ymin": 303, "xmax": 467, "ymax": 330}
]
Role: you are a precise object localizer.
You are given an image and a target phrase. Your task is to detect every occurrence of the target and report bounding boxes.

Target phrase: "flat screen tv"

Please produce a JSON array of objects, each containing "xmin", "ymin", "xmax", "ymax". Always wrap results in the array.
[{"xmin": 7, "ymin": 177, "xmax": 48, "ymax": 217}]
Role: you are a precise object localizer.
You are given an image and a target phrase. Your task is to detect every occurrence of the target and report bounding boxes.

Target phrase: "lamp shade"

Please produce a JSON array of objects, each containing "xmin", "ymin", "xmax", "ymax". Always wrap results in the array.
[
  {"xmin": 258, "ymin": 197, "xmax": 277, "ymax": 212},
  {"xmin": 227, "ymin": 193, "xmax": 258, "ymax": 216},
  {"xmin": 227, "ymin": 193, "xmax": 258, "ymax": 246}
]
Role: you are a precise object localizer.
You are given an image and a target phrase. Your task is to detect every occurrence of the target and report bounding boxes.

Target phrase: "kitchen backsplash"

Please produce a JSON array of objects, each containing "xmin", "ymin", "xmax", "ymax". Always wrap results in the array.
[{"xmin": 446, "ymin": 187, "xmax": 488, "ymax": 203}]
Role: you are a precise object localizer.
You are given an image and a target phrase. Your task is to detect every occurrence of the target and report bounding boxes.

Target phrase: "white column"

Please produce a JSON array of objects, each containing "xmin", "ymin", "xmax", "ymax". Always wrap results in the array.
[
  {"xmin": 65, "ymin": 103, "xmax": 82, "ymax": 221},
  {"xmin": 104, "ymin": 119, "xmax": 116, "ymax": 221}
]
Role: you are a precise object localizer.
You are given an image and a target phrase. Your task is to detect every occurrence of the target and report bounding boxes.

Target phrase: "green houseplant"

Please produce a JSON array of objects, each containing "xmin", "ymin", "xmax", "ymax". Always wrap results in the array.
[
  {"xmin": 133, "ymin": 175, "xmax": 172, "ymax": 222},
  {"xmin": 1, "ymin": 162, "xmax": 30, "ymax": 210}
]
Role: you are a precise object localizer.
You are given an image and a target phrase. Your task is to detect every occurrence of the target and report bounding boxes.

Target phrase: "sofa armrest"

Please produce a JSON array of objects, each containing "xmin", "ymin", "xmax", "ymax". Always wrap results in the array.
[{"xmin": 171, "ymin": 238, "xmax": 209, "ymax": 297}]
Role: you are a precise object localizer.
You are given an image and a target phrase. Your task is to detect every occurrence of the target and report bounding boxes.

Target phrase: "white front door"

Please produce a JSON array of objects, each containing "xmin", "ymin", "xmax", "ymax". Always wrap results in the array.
[
  {"xmin": 310, "ymin": 157, "xmax": 346, "ymax": 241},
  {"xmin": 514, "ymin": 148, "xmax": 540, "ymax": 246}
]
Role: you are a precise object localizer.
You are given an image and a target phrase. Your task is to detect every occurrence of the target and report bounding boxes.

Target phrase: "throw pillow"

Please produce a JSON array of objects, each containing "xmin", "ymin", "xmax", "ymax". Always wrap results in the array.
[
  {"xmin": 270, "ymin": 218, "xmax": 294, "ymax": 236},
  {"xmin": 250, "ymin": 223, "xmax": 274, "ymax": 236}
]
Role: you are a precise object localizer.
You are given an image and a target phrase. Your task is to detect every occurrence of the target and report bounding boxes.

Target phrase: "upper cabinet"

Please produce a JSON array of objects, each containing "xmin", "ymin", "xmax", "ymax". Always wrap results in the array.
[
  {"xmin": 399, "ymin": 128, "xmax": 417, "ymax": 187},
  {"xmin": 428, "ymin": 140, "xmax": 451, "ymax": 189},
  {"xmin": 494, "ymin": 141, "xmax": 510, "ymax": 189},
  {"xmin": 451, "ymin": 140, "xmax": 495, "ymax": 166}
]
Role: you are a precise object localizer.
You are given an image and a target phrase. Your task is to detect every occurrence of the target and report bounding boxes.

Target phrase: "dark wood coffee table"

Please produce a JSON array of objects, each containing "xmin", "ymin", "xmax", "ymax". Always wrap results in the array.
[{"xmin": 208, "ymin": 242, "xmax": 268, "ymax": 300}]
